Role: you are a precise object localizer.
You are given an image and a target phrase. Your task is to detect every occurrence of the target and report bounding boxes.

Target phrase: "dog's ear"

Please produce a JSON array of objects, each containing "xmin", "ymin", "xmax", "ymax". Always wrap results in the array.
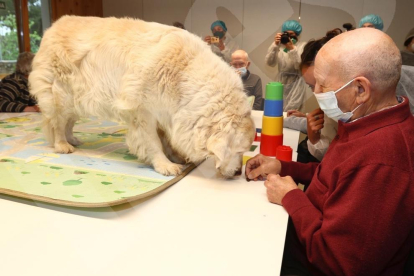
[{"xmin": 207, "ymin": 136, "xmax": 231, "ymax": 169}]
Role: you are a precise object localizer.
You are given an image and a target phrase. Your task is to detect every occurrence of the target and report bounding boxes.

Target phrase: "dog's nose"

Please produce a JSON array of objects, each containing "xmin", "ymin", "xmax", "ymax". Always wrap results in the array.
[{"xmin": 235, "ymin": 168, "xmax": 242, "ymax": 176}]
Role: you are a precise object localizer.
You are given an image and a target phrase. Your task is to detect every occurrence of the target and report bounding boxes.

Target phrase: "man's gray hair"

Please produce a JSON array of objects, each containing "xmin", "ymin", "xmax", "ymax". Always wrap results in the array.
[
  {"xmin": 231, "ymin": 49, "xmax": 249, "ymax": 61},
  {"xmin": 15, "ymin": 52, "xmax": 35, "ymax": 75}
]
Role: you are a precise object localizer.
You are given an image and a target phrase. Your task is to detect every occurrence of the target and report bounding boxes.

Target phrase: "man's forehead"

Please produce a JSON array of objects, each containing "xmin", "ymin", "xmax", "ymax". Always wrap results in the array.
[
  {"xmin": 314, "ymin": 53, "xmax": 335, "ymax": 85},
  {"xmin": 232, "ymin": 55, "xmax": 246, "ymax": 61},
  {"xmin": 314, "ymin": 54, "xmax": 327, "ymax": 75}
]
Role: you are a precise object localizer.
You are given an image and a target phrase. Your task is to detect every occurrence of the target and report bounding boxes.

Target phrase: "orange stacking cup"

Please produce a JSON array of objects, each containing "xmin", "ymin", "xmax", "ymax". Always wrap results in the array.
[
  {"xmin": 260, "ymin": 134, "xmax": 283, "ymax": 156},
  {"xmin": 276, "ymin": 145, "xmax": 293, "ymax": 161}
]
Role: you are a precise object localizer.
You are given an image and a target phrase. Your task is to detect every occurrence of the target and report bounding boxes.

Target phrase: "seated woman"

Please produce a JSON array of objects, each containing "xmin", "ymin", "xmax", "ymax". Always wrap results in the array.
[
  {"xmin": 284, "ymin": 29, "xmax": 341, "ymax": 161},
  {"xmin": 0, "ymin": 52, "xmax": 39, "ymax": 112}
]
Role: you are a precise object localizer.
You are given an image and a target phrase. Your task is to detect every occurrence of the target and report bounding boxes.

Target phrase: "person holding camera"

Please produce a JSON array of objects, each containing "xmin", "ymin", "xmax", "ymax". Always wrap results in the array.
[
  {"xmin": 204, "ymin": 20, "xmax": 239, "ymax": 63},
  {"xmin": 359, "ymin": 14, "xmax": 384, "ymax": 30},
  {"xmin": 265, "ymin": 20, "xmax": 307, "ymax": 111}
]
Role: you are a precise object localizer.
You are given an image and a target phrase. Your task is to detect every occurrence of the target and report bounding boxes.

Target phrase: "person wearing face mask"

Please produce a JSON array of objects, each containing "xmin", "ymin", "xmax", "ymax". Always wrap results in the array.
[
  {"xmin": 230, "ymin": 50, "xmax": 263, "ymax": 110},
  {"xmin": 265, "ymin": 20, "xmax": 308, "ymax": 112},
  {"xmin": 204, "ymin": 20, "xmax": 239, "ymax": 63},
  {"xmin": 246, "ymin": 28, "xmax": 414, "ymax": 276},
  {"xmin": 359, "ymin": 14, "xmax": 384, "ymax": 30},
  {"xmin": 401, "ymin": 28, "xmax": 414, "ymax": 66},
  {"xmin": 286, "ymin": 29, "xmax": 413, "ymax": 162}
]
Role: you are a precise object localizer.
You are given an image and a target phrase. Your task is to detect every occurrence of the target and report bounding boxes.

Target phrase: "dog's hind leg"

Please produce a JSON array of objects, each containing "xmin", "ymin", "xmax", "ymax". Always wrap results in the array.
[{"xmin": 126, "ymin": 110, "xmax": 183, "ymax": 176}]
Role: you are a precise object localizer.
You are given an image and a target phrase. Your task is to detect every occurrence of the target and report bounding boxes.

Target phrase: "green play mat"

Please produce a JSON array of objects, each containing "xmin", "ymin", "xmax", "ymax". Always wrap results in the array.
[{"xmin": 0, "ymin": 114, "xmax": 196, "ymax": 207}]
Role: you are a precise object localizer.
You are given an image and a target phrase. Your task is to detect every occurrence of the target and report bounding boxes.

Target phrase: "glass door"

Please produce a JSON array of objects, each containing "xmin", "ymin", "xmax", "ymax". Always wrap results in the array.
[{"xmin": 0, "ymin": 0, "xmax": 19, "ymax": 76}]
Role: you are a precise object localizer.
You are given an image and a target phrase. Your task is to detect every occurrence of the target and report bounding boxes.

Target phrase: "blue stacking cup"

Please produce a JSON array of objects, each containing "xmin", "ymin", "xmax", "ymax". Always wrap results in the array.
[{"xmin": 264, "ymin": 99, "xmax": 283, "ymax": 117}]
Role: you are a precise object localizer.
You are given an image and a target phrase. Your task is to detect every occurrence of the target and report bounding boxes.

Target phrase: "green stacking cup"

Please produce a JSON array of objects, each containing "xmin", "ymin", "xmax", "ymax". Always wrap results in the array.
[{"xmin": 265, "ymin": 82, "xmax": 284, "ymax": 100}]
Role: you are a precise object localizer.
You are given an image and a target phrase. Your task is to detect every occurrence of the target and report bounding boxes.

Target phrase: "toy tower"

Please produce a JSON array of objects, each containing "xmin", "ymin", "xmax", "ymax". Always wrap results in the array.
[{"xmin": 260, "ymin": 82, "xmax": 283, "ymax": 156}]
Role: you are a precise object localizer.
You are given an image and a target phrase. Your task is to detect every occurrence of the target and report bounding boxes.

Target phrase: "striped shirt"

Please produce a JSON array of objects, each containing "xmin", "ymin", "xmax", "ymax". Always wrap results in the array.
[{"xmin": 0, "ymin": 72, "xmax": 37, "ymax": 112}]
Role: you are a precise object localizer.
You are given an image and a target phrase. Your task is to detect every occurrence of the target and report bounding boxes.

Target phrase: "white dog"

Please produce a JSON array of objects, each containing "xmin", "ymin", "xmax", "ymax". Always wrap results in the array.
[{"xmin": 29, "ymin": 16, "xmax": 255, "ymax": 177}]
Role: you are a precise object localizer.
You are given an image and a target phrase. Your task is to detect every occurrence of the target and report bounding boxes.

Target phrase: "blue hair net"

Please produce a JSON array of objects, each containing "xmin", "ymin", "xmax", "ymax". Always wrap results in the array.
[
  {"xmin": 282, "ymin": 20, "xmax": 302, "ymax": 35},
  {"xmin": 359, "ymin": 14, "xmax": 384, "ymax": 30},
  {"xmin": 211, "ymin": 20, "xmax": 227, "ymax": 32}
]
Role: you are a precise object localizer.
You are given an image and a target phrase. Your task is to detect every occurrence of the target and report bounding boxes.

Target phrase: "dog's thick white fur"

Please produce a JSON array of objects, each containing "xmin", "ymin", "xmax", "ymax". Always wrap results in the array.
[{"xmin": 29, "ymin": 16, "xmax": 255, "ymax": 177}]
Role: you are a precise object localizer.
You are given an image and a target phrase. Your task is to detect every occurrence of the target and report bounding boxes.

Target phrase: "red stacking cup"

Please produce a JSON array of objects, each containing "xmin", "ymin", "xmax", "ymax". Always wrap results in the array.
[
  {"xmin": 276, "ymin": 145, "xmax": 293, "ymax": 161},
  {"xmin": 260, "ymin": 134, "xmax": 283, "ymax": 156}
]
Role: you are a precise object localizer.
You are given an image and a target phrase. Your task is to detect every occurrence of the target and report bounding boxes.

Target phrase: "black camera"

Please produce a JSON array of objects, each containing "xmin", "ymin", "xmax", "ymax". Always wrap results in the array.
[
  {"xmin": 280, "ymin": 32, "xmax": 291, "ymax": 44},
  {"xmin": 343, "ymin": 23, "xmax": 355, "ymax": 31}
]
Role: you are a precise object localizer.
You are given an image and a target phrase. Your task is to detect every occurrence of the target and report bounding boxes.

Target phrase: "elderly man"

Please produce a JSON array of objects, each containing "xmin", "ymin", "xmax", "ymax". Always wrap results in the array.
[
  {"xmin": 230, "ymin": 50, "xmax": 263, "ymax": 110},
  {"xmin": 204, "ymin": 20, "xmax": 238, "ymax": 63},
  {"xmin": 246, "ymin": 28, "xmax": 414, "ymax": 275}
]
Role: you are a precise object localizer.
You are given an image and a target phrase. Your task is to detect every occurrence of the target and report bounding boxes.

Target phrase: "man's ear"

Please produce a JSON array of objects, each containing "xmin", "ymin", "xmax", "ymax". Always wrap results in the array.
[
  {"xmin": 355, "ymin": 76, "xmax": 371, "ymax": 104},
  {"xmin": 246, "ymin": 61, "xmax": 251, "ymax": 69}
]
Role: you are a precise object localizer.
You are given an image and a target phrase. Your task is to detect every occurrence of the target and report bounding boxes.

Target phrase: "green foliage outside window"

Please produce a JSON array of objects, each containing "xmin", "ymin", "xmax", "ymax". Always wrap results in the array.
[{"xmin": 0, "ymin": 0, "xmax": 43, "ymax": 61}]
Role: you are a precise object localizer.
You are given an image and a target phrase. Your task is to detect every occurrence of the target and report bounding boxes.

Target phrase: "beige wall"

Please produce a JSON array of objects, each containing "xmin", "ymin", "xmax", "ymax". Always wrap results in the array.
[{"xmin": 102, "ymin": 0, "xmax": 414, "ymax": 106}]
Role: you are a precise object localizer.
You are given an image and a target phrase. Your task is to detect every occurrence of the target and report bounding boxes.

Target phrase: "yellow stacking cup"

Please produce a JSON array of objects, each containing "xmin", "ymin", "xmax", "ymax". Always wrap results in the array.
[{"xmin": 262, "ymin": 116, "xmax": 283, "ymax": 136}]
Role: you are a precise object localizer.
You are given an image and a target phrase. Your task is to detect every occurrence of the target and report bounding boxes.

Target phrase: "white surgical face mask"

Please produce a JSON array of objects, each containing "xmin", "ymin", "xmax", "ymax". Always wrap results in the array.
[
  {"xmin": 314, "ymin": 78, "xmax": 363, "ymax": 122},
  {"xmin": 237, "ymin": 67, "xmax": 247, "ymax": 77}
]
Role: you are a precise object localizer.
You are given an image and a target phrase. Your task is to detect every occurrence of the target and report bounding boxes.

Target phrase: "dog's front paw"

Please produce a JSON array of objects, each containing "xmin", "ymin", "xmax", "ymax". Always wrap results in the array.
[
  {"xmin": 54, "ymin": 142, "xmax": 75, "ymax": 154},
  {"xmin": 154, "ymin": 161, "xmax": 184, "ymax": 176}
]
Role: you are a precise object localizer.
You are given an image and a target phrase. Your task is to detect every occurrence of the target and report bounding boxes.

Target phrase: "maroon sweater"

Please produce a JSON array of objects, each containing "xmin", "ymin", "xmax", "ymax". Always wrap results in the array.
[{"xmin": 281, "ymin": 97, "xmax": 414, "ymax": 275}]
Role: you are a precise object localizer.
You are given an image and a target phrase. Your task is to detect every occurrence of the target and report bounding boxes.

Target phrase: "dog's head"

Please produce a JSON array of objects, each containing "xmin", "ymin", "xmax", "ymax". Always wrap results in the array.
[{"xmin": 207, "ymin": 115, "xmax": 255, "ymax": 178}]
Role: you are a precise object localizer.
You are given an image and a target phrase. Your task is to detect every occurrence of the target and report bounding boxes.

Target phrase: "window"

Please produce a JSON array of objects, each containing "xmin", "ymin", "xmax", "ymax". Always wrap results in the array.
[{"xmin": 0, "ymin": 0, "xmax": 50, "ymax": 76}]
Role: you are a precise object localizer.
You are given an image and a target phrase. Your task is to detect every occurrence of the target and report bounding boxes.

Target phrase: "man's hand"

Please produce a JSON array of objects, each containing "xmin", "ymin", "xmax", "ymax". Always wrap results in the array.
[
  {"xmin": 287, "ymin": 109, "xmax": 306, "ymax": 117},
  {"xmin": 274, "ymin": 33, "xmax": 282, "ymax": 46},
  {"xmin": 245, "ymin": 154, "xmax": 281, "ymax": 181},
  {"xmin": 23, "ymin": 105, "xmax": 41, "ymax": 112},
  {"xmin": 264, "ymin": 174, "xmax": 298, "ymax": 205},
  {"xmin": 307, "ymin": 108, "xmax": 324, "ymax": 144}
]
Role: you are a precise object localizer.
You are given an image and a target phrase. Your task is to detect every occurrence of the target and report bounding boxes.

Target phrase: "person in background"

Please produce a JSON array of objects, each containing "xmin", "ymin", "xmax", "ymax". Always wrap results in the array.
[
  {"xmin": 401, "ymin": 28, "xmax": 414, "ymax": 66},
  {"xmin": 359, "ymin": 14, "xmax": 384, "ymax": 30},
  {"xmin": 265, "ymin": 20, "xmax": 308, "ymax": 111},
  {"xmin": 246, "ymin": 28, "xmax": 414, "ymax": 276},
  {"xmin": 204, "ymin": 20, "xmax": 239, "ymax": 63},
  {"xmin": 172, "ymin": 21, "xmax": 185, "ymax": 30},
  {"xmin": 230, "ymin": 50, "xmax": 263, "ymax": 110},
  {"xmin": 284, "ymin": 29, "xmax": 341, "ymax": 162},
  {"xmin": 0, "ymin": 52, "xmax": 39, "ymax": 112},
  {"xmin": 397, "ymin": 65, "xmax": 414, "ymax": 115}
]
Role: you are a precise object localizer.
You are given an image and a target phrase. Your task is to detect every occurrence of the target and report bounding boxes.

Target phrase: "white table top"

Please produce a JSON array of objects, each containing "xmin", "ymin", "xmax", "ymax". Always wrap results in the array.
[{"xmin": 0, "ymin": 111, "xmax": 300, "ymax": 276}]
